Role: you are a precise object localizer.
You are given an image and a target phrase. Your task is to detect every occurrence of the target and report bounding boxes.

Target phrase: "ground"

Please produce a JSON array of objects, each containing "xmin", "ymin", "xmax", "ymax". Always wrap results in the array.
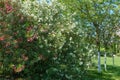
[{"xmin": 87, "ymin": 56, "xmax": 120, "ymax": 80}]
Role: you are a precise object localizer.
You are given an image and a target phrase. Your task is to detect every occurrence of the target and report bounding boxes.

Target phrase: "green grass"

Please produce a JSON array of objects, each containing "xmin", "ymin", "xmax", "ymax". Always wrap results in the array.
[
  {"xmin": 101, "ymin": 56, "xmax": 120, "ymax": 66},
  {"xmin": 87, "ymin": 56, "xmax": 120, "ymax": 80}
]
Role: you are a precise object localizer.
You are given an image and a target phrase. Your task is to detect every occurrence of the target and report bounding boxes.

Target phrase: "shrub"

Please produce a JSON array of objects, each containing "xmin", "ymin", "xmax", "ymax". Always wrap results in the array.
[{"xmin": 0, "ymin": 0, "xmax": 92, "ymax": 79}]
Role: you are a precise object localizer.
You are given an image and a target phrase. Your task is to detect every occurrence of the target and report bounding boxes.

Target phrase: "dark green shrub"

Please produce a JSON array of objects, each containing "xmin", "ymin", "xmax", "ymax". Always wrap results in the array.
[{"xmin": 0, "ymin": 0, "xmax": 92, "ymax": 80}]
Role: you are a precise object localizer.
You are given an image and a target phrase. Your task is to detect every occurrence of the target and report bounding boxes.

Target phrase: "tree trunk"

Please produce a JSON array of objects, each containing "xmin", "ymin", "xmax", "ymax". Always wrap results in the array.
[
  {"xmin": 98, "ymin": 51, "xmax": 101, "ymax": 73},
  {"xmin": 112, "ymin": 54, "xmax": 115, "ymax": 66},
  {"xmin": 93, "ymin": 22, "xmax": 101, "ymax": 73},
  {"xmin": 104, "ymin": 52, "xmax": 107, "ymax": 71}
]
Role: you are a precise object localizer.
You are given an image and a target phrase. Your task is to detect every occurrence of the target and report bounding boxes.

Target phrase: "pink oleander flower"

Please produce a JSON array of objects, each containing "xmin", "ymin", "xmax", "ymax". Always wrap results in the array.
[{"xmin": 5, "ymin": 2, "xmax": 13, "ymax": 13}]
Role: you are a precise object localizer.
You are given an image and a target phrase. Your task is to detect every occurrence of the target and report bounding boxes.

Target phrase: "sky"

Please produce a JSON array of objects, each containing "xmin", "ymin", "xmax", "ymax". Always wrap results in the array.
[{"xmin": 37, "ymin": 0, "xmax": 51, "ymax": 3}]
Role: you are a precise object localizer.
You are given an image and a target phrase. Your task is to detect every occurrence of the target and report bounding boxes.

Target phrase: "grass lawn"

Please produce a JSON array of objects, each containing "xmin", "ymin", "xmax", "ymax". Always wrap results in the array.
[{"xmin": 87, "ymin": 56, "xmax": 120, "ymax": 80}]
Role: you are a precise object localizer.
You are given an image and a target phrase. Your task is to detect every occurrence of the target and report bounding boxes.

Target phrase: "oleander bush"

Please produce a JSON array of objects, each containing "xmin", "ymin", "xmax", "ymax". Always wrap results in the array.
[{"xmin": 0, "ymin": 0, "xmax": 93, "ymax": 79}]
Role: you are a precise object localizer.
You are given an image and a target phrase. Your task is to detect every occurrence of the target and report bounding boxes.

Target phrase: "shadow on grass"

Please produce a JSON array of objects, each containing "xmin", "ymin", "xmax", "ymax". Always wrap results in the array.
[
  {"xmin": 86, "ymin": 70, "xmax": 114, "ymax": 80},
  {"xmin": 86, "ymin": 65, "xmax": 120, "ymax": 80},
  {"xmin": 106, "ymin": 65, "xmax": 120, "ymax": 76}
]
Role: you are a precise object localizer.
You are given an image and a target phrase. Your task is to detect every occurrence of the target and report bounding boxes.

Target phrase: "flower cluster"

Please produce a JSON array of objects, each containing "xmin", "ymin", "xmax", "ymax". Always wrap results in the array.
[{"xmin": 5, "ymin": 1, "xmax": 13, "ymax": 13}]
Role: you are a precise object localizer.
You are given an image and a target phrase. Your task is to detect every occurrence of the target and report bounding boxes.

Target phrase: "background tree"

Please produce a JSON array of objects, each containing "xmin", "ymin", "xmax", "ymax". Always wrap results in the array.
[{"xmin": 58, "ymin": 0, "xmax": 120, "ymax": 73}]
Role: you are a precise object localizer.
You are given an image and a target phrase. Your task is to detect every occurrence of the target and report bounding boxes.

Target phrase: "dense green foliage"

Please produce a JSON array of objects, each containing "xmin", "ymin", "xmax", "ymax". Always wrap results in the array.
[
  {"xmin": 0, "ymin": 0, "xmax": 120, "ymax": 80},
  {"xmin": 0, "ymin": 0, "xmax": 91, "ymax": 79}
]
